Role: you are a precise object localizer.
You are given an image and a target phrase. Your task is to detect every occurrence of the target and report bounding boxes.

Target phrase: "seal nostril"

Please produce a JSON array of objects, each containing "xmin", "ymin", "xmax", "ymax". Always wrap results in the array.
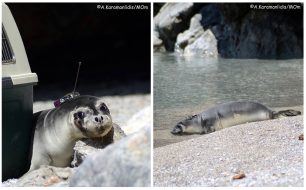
[
  {"xmin": 101, "ymin": 116, "xmax": 103, "ymax": 121},
  {"xmin": 95, "ymin": 117, "xmax": 99, "ymax": 122}
]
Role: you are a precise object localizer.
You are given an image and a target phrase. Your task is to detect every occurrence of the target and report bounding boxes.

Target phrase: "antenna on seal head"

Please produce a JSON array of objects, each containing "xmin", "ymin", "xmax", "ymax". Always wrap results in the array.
[
  {"xmin": 54, "ymin": 61, "xmax": 82, "ymax": 107},
  {"xmin": 72, "ymin": 61, "xmax": 81, "ymax": 95}
]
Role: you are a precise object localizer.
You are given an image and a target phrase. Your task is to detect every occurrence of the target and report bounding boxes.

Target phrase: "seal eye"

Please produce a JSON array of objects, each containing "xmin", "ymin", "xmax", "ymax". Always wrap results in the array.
[
  {"xmin": 100, "ymin": 103, "xmax": 109, "ymax": 113},
  {"xmin": 77, "ymin": 111, "xmax": 85, "ymax": 119}
]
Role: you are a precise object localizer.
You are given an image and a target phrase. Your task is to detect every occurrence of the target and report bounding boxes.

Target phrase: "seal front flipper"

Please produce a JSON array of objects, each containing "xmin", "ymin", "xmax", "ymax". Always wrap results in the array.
[
  {"xmin": 200, "ymin": 115, "xmax": 216, "ymax": 134},
  {"xmin": 101, "ymin": 126, "xmax": 114, "ymax": 145},
  {"xmin": 28, "ymin": 152, "xmax": 52, "ymax": 172},
  {"xmin": 26, "ymin": 110, "xmax": 53, "ymax": 172}
]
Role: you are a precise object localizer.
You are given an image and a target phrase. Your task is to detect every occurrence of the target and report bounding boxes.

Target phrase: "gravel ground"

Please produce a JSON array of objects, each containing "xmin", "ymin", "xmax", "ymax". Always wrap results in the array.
[
  {"xmin": 153, "ymin": 116, "xmax": 303, "ymax": 187},
  {"xmin": 33, "ymin": 94, "xmax": 151, "ymax": 127}
]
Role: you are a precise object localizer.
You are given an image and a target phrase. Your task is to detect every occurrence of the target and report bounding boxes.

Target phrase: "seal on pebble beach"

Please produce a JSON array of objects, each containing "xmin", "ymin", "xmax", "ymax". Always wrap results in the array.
[
  {"xmin": 29, "ymin": 95, "xmax": 114, "ymax": 172},
  {"xmin": 171, "ymin": 101, "xmax": 301, "ymax": 135}
]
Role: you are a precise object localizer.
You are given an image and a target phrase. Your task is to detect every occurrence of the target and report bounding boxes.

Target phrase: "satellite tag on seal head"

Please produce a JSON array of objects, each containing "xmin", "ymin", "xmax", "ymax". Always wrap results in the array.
[{"xmin": 54, "ymin": 61, "xmax": 82, "ymax": 107}]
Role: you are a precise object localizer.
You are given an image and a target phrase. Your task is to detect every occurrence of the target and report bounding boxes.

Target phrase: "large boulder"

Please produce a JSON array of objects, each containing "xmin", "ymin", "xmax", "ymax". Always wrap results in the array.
[
  {"xmin": 69, "ymin": 126, "xmax": 151, "ymax": 187},
  {"xmin": 183, "ymin": 29, "xmax": 218, "ymax": 57},
  {"xmin": 153, "ymin": 29, "xmax": 166, "ymax": 52},
  {"xmin": 123, "ymin": 106, "xmax": 151, "ymax": 135},
  {"xmin": 154, "ymin": 3, "xmax": 194, "ymax": 51},
  {"xmin": 175, "ymin": 14, "xmax": 204, "ymax": 50},
  {"xmin": 175, "ymin": 14, "xmax": 218, "ymax": 57}
]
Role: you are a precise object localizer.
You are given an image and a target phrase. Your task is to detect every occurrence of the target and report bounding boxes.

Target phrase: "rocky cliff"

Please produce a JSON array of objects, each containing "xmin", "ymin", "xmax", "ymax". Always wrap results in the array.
[{"xmin": 154, "ymin": 3, "xmax": 303, "ymax": 59}]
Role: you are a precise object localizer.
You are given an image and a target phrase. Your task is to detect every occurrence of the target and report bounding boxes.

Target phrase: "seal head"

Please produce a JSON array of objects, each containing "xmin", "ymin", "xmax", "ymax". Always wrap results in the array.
[
  {"xmin": 71, "ymin": 101, "xmax": 112, "ymax": 138},
  {"xmin": 171, "ymin": 124, "xmax": 183, "ymax": 135},
  {"xmin": 171, "ymin": 114, "xmax": 203, "ymax": 135}
]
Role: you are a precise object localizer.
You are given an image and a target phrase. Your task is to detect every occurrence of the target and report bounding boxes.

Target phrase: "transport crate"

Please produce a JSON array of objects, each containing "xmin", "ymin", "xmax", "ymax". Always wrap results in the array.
[{"xmin": 2, "ymin": 3, "xmax": 38, "ymax": 181}]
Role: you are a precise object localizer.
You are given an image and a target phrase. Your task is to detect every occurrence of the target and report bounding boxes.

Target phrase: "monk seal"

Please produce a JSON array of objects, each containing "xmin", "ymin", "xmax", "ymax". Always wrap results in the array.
[
  {"xmin": 29, "ymin": 95, "xmax": 115, "ymax": 172},
  {"xmin": 171, "ymin": 101, "xmax": 301, "ymax": 135}
]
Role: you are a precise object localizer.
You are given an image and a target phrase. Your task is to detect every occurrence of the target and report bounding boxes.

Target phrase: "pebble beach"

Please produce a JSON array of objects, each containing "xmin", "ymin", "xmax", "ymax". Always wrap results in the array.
[{"xmin": 154, "ymin": 115, "xmax": 303, "ymax": 187}]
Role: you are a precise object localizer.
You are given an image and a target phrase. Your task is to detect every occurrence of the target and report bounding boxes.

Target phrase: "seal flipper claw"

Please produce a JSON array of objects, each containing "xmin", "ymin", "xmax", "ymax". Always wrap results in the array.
[{"xmin": 273, "ymin": 109, "xmax": 301, "ymax": 118}]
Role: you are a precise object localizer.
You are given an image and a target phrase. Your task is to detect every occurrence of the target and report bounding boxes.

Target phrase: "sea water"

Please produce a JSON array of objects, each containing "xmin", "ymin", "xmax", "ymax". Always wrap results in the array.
[{"xmin": 154, "ymin": 53, "xmax": 303, "ymax": 147}]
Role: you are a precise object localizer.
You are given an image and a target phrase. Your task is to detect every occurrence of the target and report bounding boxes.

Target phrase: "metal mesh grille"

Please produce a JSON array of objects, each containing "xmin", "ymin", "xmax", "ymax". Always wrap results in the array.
[{"xmin": 2, "ymin": 25, "xmax": 15, "ymax": 64}]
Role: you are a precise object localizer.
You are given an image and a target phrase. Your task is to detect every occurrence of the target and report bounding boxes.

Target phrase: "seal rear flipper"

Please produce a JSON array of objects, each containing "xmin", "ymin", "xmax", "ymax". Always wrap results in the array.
[{"xmin": 273, "ymin": 109, "xmax": 301, "ymax": 118}]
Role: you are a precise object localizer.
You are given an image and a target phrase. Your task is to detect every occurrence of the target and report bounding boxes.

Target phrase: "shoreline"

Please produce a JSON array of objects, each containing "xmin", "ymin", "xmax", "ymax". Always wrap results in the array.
[{"xmin": 154, "ymin": 105, "xmax": 303, "ymax": 148}]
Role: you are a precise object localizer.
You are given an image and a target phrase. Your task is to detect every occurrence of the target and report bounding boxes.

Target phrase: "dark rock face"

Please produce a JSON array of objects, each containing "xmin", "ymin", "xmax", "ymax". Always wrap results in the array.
[
  {"xmin": 201, "ymin": 3, "xmax": 303, "ymax": 59},
  {"xmin": 154, "ymin": 3, "xmax": 303, "ymax": 59},
  {"xmin": 199, "ymin": 4, "xmax": 223, "ymax": 29},
  {"xmin": 153, "ymin": 3, "xmax": 165, "ymax": 16}
]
